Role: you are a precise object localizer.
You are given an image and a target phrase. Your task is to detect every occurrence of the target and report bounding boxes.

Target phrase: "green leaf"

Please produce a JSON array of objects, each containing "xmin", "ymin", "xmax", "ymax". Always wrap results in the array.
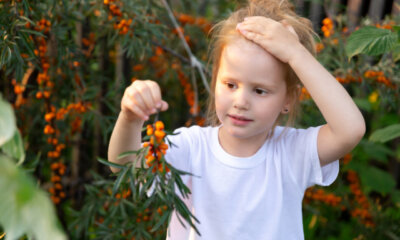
[
  {"xmin": 97, "ymin": 157, "xmax": 125, "ymax": 169},
  {"xmin": 151, "ymin": 209, "xmax": 170, "ymax": 232},
  {"xmin": 346, "ymin": 26, "xmax": 397, "ymax": 59},
  {"xmin": 117, "ymin": 150, "xmax": 141, "ymax": 159},
  {"xmin": 0, "ymin": 97, "xmax": 16, "ymax": 146},
  {"xmin": 2, "ymin": 130, "xmax": 25, "ymax": 165},
  {"xmin": 0, "ymin": 155, "xmax": 67, "ymax": 240},
  {"xmin": 112, "ymin": 166, "xmax": 129, "ymax": 195},
  {"xmin": 369, "ymin": 124, "xmax": 400, "ymax": 143},
  {"xmin": 392, "ymin": 43, "xmax": 400, "ymax": 62},
  {"xmin": 359, "ymin": 166, "xmax": 396, "ymax": 195}
]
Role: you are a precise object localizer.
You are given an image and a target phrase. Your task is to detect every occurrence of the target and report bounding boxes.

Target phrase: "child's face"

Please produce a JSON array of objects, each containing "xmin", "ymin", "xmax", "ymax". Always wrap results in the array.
[{"xmin": 215, "ymin": 38, "xmax": 290, "ymax": 142}]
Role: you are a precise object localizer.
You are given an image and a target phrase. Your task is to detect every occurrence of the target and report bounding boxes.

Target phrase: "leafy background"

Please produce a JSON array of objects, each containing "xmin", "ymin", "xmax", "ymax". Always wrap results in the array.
[{"xmin": 0, "ymin": 0, "xmax": 399, "ymax": 239}]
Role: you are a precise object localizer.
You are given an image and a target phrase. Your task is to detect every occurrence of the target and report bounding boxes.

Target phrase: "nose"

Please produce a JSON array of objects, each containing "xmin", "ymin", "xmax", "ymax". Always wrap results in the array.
[{"xmin": 233, "ymin": 88, "xmax": 249, "ymax": 110}]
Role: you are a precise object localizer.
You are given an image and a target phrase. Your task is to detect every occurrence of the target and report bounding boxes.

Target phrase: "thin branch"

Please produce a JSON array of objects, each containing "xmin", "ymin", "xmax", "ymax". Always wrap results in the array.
[
  {"xmin": 150, "ymin": 40, "xmax": 190, "ymax": 65},
  {"xmin": 160, "ymin": 0, "xmax": 211, "ymax": 101}
]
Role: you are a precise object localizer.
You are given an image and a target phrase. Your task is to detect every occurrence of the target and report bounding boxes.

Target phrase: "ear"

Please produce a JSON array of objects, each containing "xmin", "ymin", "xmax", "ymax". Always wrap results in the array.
[{"xmin": 281, "ymin": 85, "xmax": 300, "ymax": 114}]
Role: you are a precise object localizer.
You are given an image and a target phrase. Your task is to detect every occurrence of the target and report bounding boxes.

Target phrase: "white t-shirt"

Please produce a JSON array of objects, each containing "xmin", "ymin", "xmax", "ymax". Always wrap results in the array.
[{"xmin": 163, "ymin": 125, "xmax": 339, "ymax": 240}]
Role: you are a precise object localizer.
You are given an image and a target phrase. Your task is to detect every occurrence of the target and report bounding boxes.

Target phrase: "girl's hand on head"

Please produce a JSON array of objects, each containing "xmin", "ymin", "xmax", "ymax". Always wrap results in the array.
[
  {"xmin": 236, "ymin": 16, "xmax": 303, "ymax": 63},
  {"xmin": 121, "ymin": 80, "xmax": 169, "ymax": 122}
]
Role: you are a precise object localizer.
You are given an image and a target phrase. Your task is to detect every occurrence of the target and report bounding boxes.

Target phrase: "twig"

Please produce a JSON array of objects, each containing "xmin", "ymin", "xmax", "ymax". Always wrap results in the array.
[
  {"xmin": 151, "ymin": 40, "xmax": 190, "ymax": 65},
  {"xmin": 160, "ymin": 0, "xmax": 211, "ymax": 116}
]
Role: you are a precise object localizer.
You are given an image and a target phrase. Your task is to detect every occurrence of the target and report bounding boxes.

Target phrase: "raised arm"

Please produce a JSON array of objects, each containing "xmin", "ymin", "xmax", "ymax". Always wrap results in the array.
[
  {"xmin": 237, "ymin": 17, "xmax": 365, "ymax": 166},
  {"xmin": 288, "ymin": 46, "xmax": 365, "ymax": 166},
  {"xmin": 108, "ymin": 80, "xmax": 168, "ymax": 172}
]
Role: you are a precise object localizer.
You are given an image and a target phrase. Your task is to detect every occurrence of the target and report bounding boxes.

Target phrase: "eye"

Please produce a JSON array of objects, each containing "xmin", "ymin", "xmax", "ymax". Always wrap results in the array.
[
  {"xmin": 254, "ymin": 88, "xmax": 268, "ymax": 95},
  {"xmin": 226, "ymin": 82, "xmax": 237, "ymax": 89}
]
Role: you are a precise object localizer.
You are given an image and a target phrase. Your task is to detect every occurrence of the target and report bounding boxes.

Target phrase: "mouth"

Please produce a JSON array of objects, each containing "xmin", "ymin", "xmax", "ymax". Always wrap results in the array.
[{"xmin": 227, "ymin": 114, "xmax": 253, "ymax": 125}]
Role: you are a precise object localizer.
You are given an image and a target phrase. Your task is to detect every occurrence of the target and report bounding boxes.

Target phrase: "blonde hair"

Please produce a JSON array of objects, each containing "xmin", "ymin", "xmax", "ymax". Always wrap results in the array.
[{"xmin": 205, "ymin": 0, "xmax": 316, "ymax": 128}]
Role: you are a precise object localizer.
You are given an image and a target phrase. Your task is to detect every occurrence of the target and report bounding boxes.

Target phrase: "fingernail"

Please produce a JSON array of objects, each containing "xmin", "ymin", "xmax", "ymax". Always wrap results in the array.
[
  {"xmin": 144, "ymin": 116, "xmax": 149, "ymax": 120},
  {"xmin": 236, "ymin": 23, "xmax": 241, "ymax": 29},
  {"xmin": 152, "ymin": 108, "xmax": 157, "ymax": 113},
  {"xmin": 244, "ymin": 17, "xmax": 249, "ymax": 21},
  {"xmin": 156, "ymin": 102, "xmax": 162, "ymax": 108},
  {"xmin": 240, "ymin": 29, "xmax": 248, "ymax": 34}
]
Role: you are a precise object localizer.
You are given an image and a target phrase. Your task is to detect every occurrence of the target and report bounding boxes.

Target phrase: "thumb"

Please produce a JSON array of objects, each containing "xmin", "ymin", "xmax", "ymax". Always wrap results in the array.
[{"xmin": 160, "ymin": 100, "xmax": 169, "ymax": 111}]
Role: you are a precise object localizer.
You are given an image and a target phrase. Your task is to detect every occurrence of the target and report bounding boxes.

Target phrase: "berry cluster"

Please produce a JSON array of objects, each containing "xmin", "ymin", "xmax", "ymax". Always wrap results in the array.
[{"xmin": 143, "ymin": 121, "xmax": 170, "ymax": 174}]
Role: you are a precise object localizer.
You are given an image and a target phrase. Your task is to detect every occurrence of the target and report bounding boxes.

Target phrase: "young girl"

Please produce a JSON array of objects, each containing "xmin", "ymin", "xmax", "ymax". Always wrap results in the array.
[{"xmin": 108, "ymin": 0, "xmax": 365, "ymax": 239}]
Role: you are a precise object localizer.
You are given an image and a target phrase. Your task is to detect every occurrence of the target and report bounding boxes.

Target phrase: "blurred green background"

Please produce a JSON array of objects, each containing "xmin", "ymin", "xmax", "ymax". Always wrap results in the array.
[{"xmin": 0, "ymin": 0, "xmax": 399, "ymax": 239}]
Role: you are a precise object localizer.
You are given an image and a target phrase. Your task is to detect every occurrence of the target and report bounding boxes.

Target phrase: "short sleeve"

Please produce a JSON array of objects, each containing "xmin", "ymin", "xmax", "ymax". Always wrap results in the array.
[{"xmin": 283, "ymin": 126, "xmax": 339, "ymax": 191}]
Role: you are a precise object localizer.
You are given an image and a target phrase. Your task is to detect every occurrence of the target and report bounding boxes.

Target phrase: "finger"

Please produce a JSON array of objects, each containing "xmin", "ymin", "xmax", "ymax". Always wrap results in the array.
[
  {"xmin": 122, "ymin": 95, "xmax": 149, "ymax": 120},
  {"xmin": 126, "ymin": 87, "xmax": 150, "ymax": 115},
  {"xmin": 144, "ymin": 80, "xmax": 162, "ymax": 109},
  {"xmin": 136, "ymin": 84, "xmax": 156, "ymax": 113},
  {"xmin": 160, "ymin": 100, "xmax": 169, "ymax": 111}
]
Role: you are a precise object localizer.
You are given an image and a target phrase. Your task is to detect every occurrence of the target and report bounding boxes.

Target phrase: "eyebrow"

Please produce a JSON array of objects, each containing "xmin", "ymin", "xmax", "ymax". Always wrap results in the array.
[{"xmin": 219, "ymin": 75, "xmax": 278, "ymax": 90}]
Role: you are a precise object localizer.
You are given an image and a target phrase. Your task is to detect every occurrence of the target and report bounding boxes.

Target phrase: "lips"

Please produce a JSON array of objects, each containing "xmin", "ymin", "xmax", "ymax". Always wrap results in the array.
[{"xmin": 227, "ymin": 114, "xmax": 253, "ymax": 126}]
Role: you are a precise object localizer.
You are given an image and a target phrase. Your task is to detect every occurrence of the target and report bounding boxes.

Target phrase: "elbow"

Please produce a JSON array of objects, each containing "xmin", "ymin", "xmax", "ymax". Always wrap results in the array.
[
  {"xmin": 346, "ymin": 119, "xmax": 366, "ymax": 148},
  {"xmin": 355, "ymin": 117, "xmax": 366, "ymax": 143}
]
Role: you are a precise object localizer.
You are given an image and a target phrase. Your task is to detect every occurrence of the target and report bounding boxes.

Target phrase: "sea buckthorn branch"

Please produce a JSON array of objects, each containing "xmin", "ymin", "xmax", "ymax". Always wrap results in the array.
[{"xmin": 100, "ymin": 119, "xmax": 200, "ymax": 237}]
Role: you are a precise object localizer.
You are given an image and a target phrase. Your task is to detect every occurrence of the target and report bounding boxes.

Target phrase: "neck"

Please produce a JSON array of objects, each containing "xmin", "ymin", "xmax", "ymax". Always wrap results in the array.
[{"xmin": 218, "ymin": 127, "xmax": 269, "ymax": 157}]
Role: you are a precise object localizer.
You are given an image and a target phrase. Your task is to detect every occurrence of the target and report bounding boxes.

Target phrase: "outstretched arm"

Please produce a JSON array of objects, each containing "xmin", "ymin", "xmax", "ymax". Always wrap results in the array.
[
  {"xmin": 108, "ymin": 80, "xmax": 168, "ymax": 172},
  {"xmin": 237, "ymin": 17, "xmax": 365, "ymax": 166}
]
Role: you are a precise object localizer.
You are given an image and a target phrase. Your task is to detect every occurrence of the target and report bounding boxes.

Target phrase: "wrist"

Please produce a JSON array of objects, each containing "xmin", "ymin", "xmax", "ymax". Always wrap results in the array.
[
  {"xmin": 119, "ymin": 111, "xmax": 144, "ymax": 126},
  {"xmin": 288, "ymin": 44, "xmax": 311, "ymax": 67}
]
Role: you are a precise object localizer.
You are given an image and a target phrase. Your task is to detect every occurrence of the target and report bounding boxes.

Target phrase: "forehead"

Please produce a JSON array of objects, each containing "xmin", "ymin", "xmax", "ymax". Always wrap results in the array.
[{"xmin": 218, "ymin": 38, "xmax": 286, "ymax": 86}]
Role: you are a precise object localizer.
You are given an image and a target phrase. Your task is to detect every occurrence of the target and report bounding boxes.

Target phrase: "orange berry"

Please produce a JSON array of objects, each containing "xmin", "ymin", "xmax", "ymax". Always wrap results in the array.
[
  {"xmin": 146, "ymin": 155, "xmax": 155, "ymax": 166},
  {"xmin": 51, "ymin": 175, "xmax": 61, "ymax": 182},
  {"xmin": 147, "ymin": 127, "xmax": 153, "ymax": 136},
  {"xmin": 14, "ymin": 85, "xmax": 24, "ymax": 94},
  {"xmin": 55, "ymin": 183, "xmax": 62, "ymax": 190},
  {"xmin": 157, "ymin": 207, "xmax": 163, "ymax": 215},
  {"xmin": 59, "ymin": 191, "xmax": 66, "ymax": 198},
  {"xmin": 155, "ymin": 121, "xmax": 164, "ymax": 130},
  {"xmin": 154, "ymin": 130, "xmax": 166, "ymax": 139},
  {"xmin": 143, "ymin": 142, "xmax": 150, "ymax": 147},
  {"xmin": 43, "ymin": 91, "xmax": 51, "ymax": 98},
  {"xmin": 51, "ymin": 162, "xmax": 59, "ymax": 170},
  {"xmin": 45, "ymin": 112, "xmax": 55, "ymax": 122},
  {"xmin": 159, "ymin": 142, "xmax": 168, "ymax": 150},
  {"xmin": 36, "ymin": 91, "xmax": 43, "ymax": 99}
]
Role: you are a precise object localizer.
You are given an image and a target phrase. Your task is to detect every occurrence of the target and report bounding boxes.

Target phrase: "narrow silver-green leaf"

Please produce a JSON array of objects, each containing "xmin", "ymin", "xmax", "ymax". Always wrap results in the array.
[
  {"xmin": 112, "ymin": 166, "xmax": 129, "ymax": 195},
  {"xmin": 97, "ymin": 157, "xmax": 125, "ymax": 169}
]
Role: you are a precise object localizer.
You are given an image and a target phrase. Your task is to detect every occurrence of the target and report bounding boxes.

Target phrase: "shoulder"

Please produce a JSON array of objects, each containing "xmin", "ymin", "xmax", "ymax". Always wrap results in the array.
[
  {"xmin": 168, "ymin": 125, "xmax": 217, "ymax": 144},
  {"xmin": 269, "ymin": 126, "xmax": 322, "ymax": 151}
]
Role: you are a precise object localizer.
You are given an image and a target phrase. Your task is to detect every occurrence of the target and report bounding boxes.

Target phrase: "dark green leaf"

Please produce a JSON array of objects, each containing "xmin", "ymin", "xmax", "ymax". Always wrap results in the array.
[
  {"xmin": 369, "ymin": 124, "xmax": 400, "ymax": 143},
  {"xmin": 117, "ymin": 150, "xmax": 141, "ymax": 159},
  {"xmin": 346, "ymin": 26, "xmax": 397, "ymax": 59},
  {"xmin": 150, "ymin": 210, "xmax": 170, "ymax": 232},
  {"xmin": 112, "ymin": 166, "xmax": 129, "ymax": 195},
  {"xmin": 97, "ymin": 157, "xmax": 125, "ymax": 169}
]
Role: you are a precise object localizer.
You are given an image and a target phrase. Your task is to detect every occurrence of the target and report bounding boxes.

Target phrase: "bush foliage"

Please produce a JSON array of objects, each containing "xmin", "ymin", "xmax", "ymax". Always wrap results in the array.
[{"xmin": 0, "ymin": 0, "xmax": 399, "ymax": 239}]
